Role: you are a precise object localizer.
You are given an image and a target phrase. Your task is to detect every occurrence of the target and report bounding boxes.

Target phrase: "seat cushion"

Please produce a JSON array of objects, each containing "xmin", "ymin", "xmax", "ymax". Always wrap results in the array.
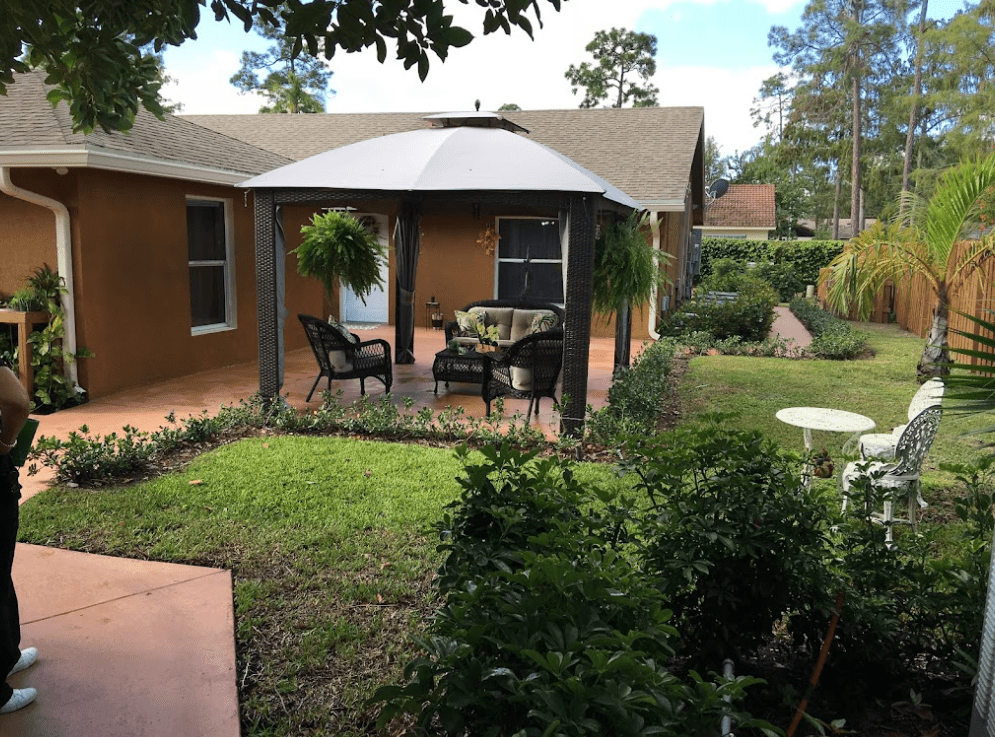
[
  {"xmin": 327, "ymin": 350, "xmax": 353, "ymax": 372},
  {"xmin": 510, "ymin": 309, "xmax": 557, "ymax": 342},
  {"xmin": 859, "ymin": 433, "xmax": 899, "ymax": 460},
  {"xmin": 841, "ymin": 460, "xmax": 904, "ymax": 493},
  {"xmin": 510, "ymin": 367, "xmax": 532, "ymax": 391}
]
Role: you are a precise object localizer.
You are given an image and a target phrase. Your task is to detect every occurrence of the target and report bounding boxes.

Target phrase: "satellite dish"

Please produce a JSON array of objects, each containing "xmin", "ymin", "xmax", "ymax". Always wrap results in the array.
[{"xmin": 707, "ymin": 178, "xmax": 729, "ymax": 200}]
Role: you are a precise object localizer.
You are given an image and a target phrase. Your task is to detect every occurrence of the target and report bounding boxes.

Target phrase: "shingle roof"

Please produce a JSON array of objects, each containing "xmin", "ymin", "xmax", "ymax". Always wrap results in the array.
[
  {"xmin": 704, "ymin": 183, "xmax": 775, "ymax": 228},
  {"xmin": 0, "ymin": 71, "xmax": 291, "ymax": 177},
  {"xmin": 182, "ymin": 107, "xmax": 705, "ymax": 206}
]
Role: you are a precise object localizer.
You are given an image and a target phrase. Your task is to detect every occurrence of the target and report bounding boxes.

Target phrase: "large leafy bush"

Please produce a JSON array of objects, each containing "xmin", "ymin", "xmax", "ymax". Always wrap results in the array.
[
  {"xmin": 700, "ymin": 238, "xmax": 844, "ymax": 286},
  {"xmin": 658, "ymin": 280, "xmax": 778, "ymax": 342}
]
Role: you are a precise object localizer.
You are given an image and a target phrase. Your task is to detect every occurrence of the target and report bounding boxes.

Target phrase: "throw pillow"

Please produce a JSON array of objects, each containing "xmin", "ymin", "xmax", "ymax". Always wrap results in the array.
[
  {"xmin": 530, "ymin": 311, "xmax": 558, "ymax": 334},
  {"xmin": 455, "ymin": 309, "xmax": 483, "ymax": 337},
  {"xmin": 327, "ymin": 316, "xmax": 360, "ymax": 345}
]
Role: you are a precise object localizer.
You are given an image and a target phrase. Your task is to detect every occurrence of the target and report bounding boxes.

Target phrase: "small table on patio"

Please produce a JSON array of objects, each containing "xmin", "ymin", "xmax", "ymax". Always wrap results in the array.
[
  {"xmin": 776, "ymin": 407, "xmax": 876, "ymax": 454},
  {"xmin": 432, "ymin": 348, "xmax": 502, "ymax": 394}
]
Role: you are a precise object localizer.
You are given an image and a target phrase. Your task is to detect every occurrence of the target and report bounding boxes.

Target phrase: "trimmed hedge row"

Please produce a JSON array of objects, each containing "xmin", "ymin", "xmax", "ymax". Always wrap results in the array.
[{"xmin": 700, "ymin": 238, "xmax": 845, "ymax": 286}]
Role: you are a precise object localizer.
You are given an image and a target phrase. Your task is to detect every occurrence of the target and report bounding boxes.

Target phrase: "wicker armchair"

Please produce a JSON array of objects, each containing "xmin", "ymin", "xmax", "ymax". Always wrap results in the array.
[
  {"xmin": 482, "ymin": 328, "xmax": 564, "ymax": 419},
  {"xmin": 298, "ymin": 314, "xmax": 392, "ymax": 401}
]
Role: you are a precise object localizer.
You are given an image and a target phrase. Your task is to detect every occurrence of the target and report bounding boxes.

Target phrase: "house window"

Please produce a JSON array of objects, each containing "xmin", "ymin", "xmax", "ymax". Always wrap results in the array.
[
  {"xmin": 186, "ymin": 198, "xmax": 235, "ymax": 333},
  {"xmin": 496, "ymin": 218, "xmax": 563, "ymax": 303}
]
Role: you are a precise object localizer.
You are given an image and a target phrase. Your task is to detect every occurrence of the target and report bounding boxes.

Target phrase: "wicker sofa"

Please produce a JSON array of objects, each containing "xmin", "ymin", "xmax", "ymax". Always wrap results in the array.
[{"xmin": 444, "ymin": 299, "xmax": 565, "ymax": 349}]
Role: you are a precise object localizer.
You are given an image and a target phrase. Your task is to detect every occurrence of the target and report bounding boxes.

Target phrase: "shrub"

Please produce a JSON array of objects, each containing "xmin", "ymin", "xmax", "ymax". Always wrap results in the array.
[
  {"xmin": 700, "ymin": 238, "xmax": 844, "ymax": 286},
  {"xmin": 789, "ymin": 297, "xmax": 867, "ymax": 359},
  {"xmin": 659, "ymin": 280, "xmax": 778, "ymax": 343},
  {"xmin": 586, "ymin": 337, "xmax": 678, "ymax": 440},
  {"xmin": 620, "ymin": 422, "xmax": 834, "ymax": 669},
  {"xmin": 371, "ymin": 444, "xmax": 777, "ymax": 737},
  {"xmin": 752, "ymin": 261, "xmax": 805, "ymax": 302}
]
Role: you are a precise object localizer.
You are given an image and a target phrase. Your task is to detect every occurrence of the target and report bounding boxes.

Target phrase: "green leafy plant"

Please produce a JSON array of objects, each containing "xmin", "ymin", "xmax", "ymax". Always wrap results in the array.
[
  {"xmin": 292, "ymin": 212, "xmax": 386, "ymax": 304},
  {"xmin": 621, "ymin": 421, "xmax": 834, "ymax": 669},
  {"xmin": 943, "ymin": 308, "xmax": 995, "ymax": 440},
  {"xmin": 9, "ymin": 265, "xmax": 92, "ymax": 411},
  {"xmin": 371, "ymin": 444, "xmax": 778, "ymax": 736},
  {"xmin": 789, "ymin": 297, "xmax": 867, "ymax": 360},
  {"xmin": 659, "ymin": 280, "xmax": 779, "ymax": 343}
]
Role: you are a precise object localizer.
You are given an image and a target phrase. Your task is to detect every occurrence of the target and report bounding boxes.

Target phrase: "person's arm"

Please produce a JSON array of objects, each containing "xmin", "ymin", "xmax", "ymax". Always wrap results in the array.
[{"xmin": 0, "ymin": 367, "xmax": 29, "ymax": 457}]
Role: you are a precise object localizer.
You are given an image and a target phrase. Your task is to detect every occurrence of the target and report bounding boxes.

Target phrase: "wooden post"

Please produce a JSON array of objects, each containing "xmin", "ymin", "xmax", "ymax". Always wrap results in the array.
[{"xmin": 0, "ymin": 309, "xmax": 48, "ymax": 396}]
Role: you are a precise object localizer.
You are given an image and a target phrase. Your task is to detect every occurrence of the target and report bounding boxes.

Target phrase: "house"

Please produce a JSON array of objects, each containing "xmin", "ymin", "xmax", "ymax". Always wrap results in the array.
[
  {"xmin": 697, "ymin": 183, "xmax": 775, "ymax": 240},
  {"xmin": 1, "ymin": 71, "xmax": 705, "ymax": 400}
]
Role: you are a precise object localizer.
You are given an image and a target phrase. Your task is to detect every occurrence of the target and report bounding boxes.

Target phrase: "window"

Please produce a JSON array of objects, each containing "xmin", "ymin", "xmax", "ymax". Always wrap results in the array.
[
  {"xmin": 496, "ymin": 218, "xmax": 563, "ymax": 303},
  {"xmin": 186, "ymin": 198, "xmax": 235, "ymax": 333}
]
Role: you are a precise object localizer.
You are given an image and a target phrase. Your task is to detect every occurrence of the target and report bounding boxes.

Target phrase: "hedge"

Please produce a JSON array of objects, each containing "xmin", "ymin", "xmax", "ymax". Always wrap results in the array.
[{"xmin": 700, "ymin": 238, "xmax": 845, "ymax": 286}]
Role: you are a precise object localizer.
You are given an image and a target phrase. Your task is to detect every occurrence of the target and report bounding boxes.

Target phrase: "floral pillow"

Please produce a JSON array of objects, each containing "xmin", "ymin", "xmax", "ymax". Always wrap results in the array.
[
  {"xmin": 327, "ymin": 316, "xmax": 360, "ymax": 345},
  {"xmin": 530, "ymin": 311, "xmax": 558, "ymax": 334},
  {"xmin": 454, "ymin": 310, "xmax": 484, "ymax": 337}
]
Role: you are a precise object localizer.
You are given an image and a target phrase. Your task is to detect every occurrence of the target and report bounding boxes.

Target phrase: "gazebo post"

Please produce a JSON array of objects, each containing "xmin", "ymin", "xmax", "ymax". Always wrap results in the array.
[
  {"xmin": 561, "ymin": 193, "xmax": 597, "ymax": 436},
  {"xmin": 254, "ymin": 189, "xmax": 281, "ymax": 399}
]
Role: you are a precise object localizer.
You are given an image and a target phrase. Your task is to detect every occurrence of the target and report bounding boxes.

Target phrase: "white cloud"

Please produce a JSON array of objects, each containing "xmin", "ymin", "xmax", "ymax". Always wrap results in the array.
[{"xmin": 162, "ymin": 47, "xmax": 266, "ymax": 114}]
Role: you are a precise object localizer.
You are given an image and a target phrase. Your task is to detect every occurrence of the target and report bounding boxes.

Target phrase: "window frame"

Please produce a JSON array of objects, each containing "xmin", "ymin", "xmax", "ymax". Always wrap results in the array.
[
  {"xmin": 186, "ymin": 196, "xmax": 237, "ymax": 335},
  {"xmin": 493, "ymin": 216, "xmax": 564, "ymax": 305}
]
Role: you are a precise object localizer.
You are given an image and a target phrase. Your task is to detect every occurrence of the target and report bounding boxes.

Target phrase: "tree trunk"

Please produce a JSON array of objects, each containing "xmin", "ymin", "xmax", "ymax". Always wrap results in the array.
[
  {"xmin": 916, "ymin": 297, "xmax": 950, "ymax": 382},
  {"xmin": 833, "ymin": 165, "xmax": 842, "ymax": 240},
  {"xmin": 850, "ymin": 0, "xmax": 862, "ymax": 238},
  {"xmin": 614, "ymin": 299, "xmax": 632, "ymax": 374},
  {"xmin": 851, "ymin": 71, "xmax": 862, "ymax": 238},
  {"xmin": 902, "ymin": 0, "xmax": 929, "ymax": 199}
]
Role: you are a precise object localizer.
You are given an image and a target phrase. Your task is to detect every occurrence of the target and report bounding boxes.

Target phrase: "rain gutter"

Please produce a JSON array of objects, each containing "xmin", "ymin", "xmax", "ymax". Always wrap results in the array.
[
  {"xmin": 648, "ymin": 210, "xmax": 662, "ymax": 340},
  {"xmin": 0, "ymin": 167, "xmax": 78, "ymax": 384}
]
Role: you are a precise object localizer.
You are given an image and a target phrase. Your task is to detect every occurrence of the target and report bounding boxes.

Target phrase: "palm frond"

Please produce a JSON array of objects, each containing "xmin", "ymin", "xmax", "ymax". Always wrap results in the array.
[
  {"xmin": 927, "ymin": 155, "xmax": 995, "ymax": 274},
  {"xmin": 944, "ymin": 308, "xmax": 995, "ymax": 439}
]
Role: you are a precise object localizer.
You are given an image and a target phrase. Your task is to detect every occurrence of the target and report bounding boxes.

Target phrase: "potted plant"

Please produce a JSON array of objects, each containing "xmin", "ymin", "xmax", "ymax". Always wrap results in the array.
[
  {"xmin": 292, "ymin": 211, "xmax": 387, "ymax": 307},
  {"xmin": 475, "ymin": 324, "xmax": 501, "ymax": 352}
]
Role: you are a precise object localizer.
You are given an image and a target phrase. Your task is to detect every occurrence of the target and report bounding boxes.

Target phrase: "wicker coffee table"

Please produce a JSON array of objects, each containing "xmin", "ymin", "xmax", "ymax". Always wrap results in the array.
[{"xmin": 433, "ymin": 348, "xmax": 500, "ymax": 393}]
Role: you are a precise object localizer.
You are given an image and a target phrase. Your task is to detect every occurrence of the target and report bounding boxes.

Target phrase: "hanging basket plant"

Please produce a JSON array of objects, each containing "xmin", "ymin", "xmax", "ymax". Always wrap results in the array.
[{"xmin": 292, "ymin": 211, "xmax": 387, "ymax": 304}]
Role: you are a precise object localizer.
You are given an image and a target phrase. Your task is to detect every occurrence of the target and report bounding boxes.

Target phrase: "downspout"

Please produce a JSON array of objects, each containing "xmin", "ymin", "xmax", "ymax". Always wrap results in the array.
[
  {"xmin": 0, "ymin": 167, "xmax": 78, "ymax": 384},
  {"xmin": 648, "ymin": 210, "xmax": 661, "ymax": 340}
]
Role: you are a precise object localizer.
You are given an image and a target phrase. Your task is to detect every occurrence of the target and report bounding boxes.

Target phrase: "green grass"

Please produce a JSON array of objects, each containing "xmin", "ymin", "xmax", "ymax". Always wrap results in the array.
[
  {"xmin": 678, "ymin": 320, "xmax": 992, "ymax": 501},
  {"xmin": 18, "ymin": 437, "xmax": 631, "ymax": 736}
]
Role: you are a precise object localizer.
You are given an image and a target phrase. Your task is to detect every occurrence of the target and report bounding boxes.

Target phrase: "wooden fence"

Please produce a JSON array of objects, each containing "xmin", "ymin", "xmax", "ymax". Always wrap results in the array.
[{"xmin": 817, "ymin": 242, "xmax": 995, "ymax": 361}]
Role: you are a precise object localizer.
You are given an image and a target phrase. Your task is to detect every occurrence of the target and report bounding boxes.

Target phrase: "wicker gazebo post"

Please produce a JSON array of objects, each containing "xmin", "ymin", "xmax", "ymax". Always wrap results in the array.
[
  {"xmin": 254, "ymin": 189, "xmax": 281, "ymax": 399},
  {"xmin": 560, "ymin": 193, "xmax": 597, "ymax": 437}
]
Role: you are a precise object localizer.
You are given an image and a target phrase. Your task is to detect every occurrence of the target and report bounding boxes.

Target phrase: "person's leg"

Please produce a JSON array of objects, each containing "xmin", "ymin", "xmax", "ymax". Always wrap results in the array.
[{"xmin": 0, "ymin": 483, "xmax": 21, "ymax": 706}]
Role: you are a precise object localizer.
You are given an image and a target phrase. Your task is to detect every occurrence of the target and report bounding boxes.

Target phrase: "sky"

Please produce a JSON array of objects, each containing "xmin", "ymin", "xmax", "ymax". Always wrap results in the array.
[{"xmin": 162, "ymin": 0, "xmax": 808, "ymax": 158}]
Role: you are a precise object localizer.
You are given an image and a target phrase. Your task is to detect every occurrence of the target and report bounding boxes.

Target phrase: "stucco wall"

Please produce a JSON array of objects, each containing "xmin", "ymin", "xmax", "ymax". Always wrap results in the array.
[
  {"xmin": 0, "ymin": 169, "xmax": 69, "ymax": 297},
  {"xmin": 3, "ymin": 168, "xmax": 324, "ymax": 399}
]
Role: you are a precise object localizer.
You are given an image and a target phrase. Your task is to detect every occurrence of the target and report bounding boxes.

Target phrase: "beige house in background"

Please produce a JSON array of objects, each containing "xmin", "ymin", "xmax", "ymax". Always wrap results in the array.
[{"xmin": 698, "ymin": 183, "xmax": 775, "ymax": 240}]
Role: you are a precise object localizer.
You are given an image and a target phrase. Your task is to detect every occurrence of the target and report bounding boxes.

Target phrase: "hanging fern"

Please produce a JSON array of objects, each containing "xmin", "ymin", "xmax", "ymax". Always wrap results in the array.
[{"xmin": 292, "ymin": 212, "xmax": 387, "ymax": 304}]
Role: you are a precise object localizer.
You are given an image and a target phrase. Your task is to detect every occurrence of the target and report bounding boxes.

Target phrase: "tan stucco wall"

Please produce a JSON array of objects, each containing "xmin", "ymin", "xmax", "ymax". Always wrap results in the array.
[
  {"xmin": 0, "ymin": 169, "xmax": 70, "ymax": 297},
  {"xmin": 3, "ymin": 168, "xmax": 324, "ymax": 399}
]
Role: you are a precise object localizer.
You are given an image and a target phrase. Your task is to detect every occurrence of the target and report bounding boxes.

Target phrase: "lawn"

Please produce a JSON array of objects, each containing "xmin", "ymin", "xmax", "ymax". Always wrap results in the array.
[{"xmin": 17, "ymin": 319, "xmax": 994, "ymax": 736}]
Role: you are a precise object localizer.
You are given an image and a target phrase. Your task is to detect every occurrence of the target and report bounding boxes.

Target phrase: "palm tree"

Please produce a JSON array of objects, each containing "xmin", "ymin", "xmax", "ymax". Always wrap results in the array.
[
  {"xmin": 592, "ymin": 211, "xmax": 669, "ymax": 373},
  {"xmin": 821, "ymin": 153, "xmax": 995, "ymax": 381}
]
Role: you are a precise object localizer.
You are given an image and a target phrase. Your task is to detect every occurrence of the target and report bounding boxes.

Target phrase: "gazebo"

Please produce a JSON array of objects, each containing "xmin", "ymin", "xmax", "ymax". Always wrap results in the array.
[{"xmin": 240, "ymin": 112, "xmax": 639, "ymax": 434}]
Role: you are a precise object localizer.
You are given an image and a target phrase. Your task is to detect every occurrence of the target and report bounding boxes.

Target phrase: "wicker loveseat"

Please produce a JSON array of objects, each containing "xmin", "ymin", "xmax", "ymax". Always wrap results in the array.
[{"xmin": 444, "ymin": 299, "xmax": 565, "ymax": 349}]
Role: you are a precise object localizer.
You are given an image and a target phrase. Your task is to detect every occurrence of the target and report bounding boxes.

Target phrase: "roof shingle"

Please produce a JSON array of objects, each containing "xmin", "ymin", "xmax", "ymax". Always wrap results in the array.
[{"xmin": 703, "ymin": 183, "xmax": 775, "ymax": 229}]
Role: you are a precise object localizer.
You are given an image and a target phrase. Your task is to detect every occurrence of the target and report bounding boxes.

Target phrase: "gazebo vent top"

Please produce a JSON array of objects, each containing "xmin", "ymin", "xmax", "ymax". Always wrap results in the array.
[{"xmin": 422, "ymin": 111, "xmax": 529, "ymax": 134}]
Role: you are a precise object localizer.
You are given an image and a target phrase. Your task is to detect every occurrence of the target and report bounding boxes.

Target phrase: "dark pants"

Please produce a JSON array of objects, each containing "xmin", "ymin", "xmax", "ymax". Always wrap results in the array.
[{"xmin": 0, "ymin": 456, "xmax": 21, "ymax": 705}]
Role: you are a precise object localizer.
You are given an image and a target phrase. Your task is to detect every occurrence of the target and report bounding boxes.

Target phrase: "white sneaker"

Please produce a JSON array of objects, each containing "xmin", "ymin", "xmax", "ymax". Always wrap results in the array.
[
  {"xmin": 8, "ymin": 648, "xmax": 37, "ymax": 676},
  {"xmin": 0, "ymin": 688, "xmax": 37, "ymax": 714}
]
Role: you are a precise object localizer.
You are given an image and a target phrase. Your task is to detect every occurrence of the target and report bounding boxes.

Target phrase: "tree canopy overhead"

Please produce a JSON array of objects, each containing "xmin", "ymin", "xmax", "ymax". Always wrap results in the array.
[
  {"xmin": 564, "ymin": 27, "xmax": 659, "ymax": 108},
  {"xmin": 0, "ymin": 0, "xmax": 565, "ymax": 134}
]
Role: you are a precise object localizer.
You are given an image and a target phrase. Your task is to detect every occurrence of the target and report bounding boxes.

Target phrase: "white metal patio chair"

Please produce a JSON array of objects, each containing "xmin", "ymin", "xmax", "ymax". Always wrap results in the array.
[
  {"xmin": 841, "ymin": 406, "xmax": 943, "ymax": 543},
  {"xmin": 858, "ymin": 378, "xmax": 944, "ymax": 461}
]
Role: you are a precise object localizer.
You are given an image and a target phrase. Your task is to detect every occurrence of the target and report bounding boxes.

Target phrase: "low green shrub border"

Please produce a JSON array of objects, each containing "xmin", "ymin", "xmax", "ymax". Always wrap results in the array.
[
  {"xmin": 658, "ymin": 281, "xmax": 779, "ymax": 343},
  {"xmin": 789, "ymin": 297, "xmax": 867, "ymax": 359}
]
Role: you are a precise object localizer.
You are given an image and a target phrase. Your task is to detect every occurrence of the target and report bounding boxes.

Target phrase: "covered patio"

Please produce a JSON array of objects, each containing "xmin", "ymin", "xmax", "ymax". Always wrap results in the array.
[{"xmin": 19, "ymin": 326, "xmax": 639, "ymax": 501}]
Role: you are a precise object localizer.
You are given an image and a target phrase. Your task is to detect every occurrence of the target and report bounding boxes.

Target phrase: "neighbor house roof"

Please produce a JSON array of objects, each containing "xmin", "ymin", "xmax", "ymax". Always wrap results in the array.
[
  {"xmin": 704, "ymin": 183, "xmax": 776, "ymax": 229},
  {"xmin": 183, "ymin": 107, "xmax": 705, "ymax": 210},
  {"xmin": 0, "ymin": 71, "xmax": 292, "ymax": 185}
]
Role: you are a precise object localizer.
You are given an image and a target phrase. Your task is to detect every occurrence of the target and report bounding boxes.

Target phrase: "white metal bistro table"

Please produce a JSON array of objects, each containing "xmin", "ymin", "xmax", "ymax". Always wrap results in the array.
[{"xmin": 776, "ymin": 407, "xmax": 876, "ymax": 454}]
